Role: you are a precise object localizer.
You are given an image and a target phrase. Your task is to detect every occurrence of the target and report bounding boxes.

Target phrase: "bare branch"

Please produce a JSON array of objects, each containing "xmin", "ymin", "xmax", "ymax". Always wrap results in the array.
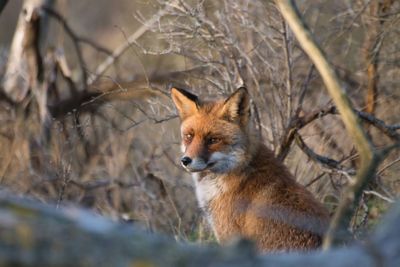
[
  {"xmin": 280, "ymin": 17, "xmax": 293, "ymax": 121},
  {"xmin": 274, "ymin": 0, "xmax": 393, "ymax": 249},
  {"xmin": 275, "ymin": 0, "xmax": 373, "ymax": 166},
  {"xmin": 305, "ymin": 173, "xmax": 326, "ymax": 188},
  {"xmin": 47, "ymin": 80, "xmax": 164, "ymax": 118},
  {"xmin": 88, "ymin": 0, "xmax": 179, "ymax": 85},
  {"xmin": 378, "ymin": 156, "xmax": 400, "ymax": 175},
  {"xmin": 363, "ymin": 0, "xmax": 394, "ymax": 115},
  {"xmin": 294, "ymin": 131, "xmax": 354, "ymax": 175},
  {"xmin": 363, "ymin": 190, "xmax": 394, "ymax": 203},
  {"xmin": 70, "ymin": 178, "xmax": 140, "ymax": 191},
  {"xmin": 277, "ymin": 101, "xmax": 399, "ymax": 163},
  {"xmin": 277, "ymin": 105, "xmax": 337, "ymax": 161},
  {"xmin": 323, "ymin": 144, "xmax": 397, "ymax": 248},
  {"xmin": 42, "ymin": 7, "xmax": 89, "ymax": 89},
  {"xmin": 276, "ymin": 65, "xmax": 315, "ymax": 161},
  {"xmin": 355, "ymin": 110, "xmax": 400, "ymax": 142}
]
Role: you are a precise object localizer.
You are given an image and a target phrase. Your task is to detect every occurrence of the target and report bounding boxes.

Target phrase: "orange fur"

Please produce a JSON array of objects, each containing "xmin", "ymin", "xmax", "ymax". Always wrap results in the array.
[{"xmin": 171, "ymin": 87, "xmax": 329, "ymax": 252}]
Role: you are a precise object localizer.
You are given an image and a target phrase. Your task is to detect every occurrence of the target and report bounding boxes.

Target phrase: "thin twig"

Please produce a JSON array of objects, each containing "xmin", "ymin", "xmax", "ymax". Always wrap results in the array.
[
  {"xmin": 116, "ymin": 25, "xmax": 150, "ymax": 87},
  {"xmin": 277, "ymin": 103, "xmax": 400, "ymax": 162},
  {"xmin": 43, "ymin": 7, "xmax": 89, "ymax": 88},
  {"xmin": 276, "ymin": 0, "xmax": 373, "ymax": 165},
  {"xmin": 280, "ymin": 17, "xmax": 293, "ymax": 121},
  {"xmin": 305, "ymin": 172, "xmax": 326, "ymax": 188},
  {"xmin": 294, "ymin": 131, "xmax": 354, "ymax": 174},
  {"xmin": 88, "ymin": 0, "xmax": 179, "ymax": 85},
  {"xmin": 276, "ymin": 65, "xmax": 315, "ymax": 161},
  {"xmin": 70, "ymin": 178, "xmax": 140, "ymax": 191},
  {"xmin": 277, "ymin": 105, "xmax": 336, "ymax": 161},
  {"xmin": 274, "ymin": 0, "xmax": 396, "ymax": 249},
  {"xmin": 355, "ymin": 110, "xmax": 400, "ymax": 142},
  {"xmin": 363, "ymin": 190, "xmax": 394, "ymax": 203},
  {"xmin": 378, "ymin": 156, "xmax": 400, "ymax": 175},
  {"xmin": 56, "ymin": 163, "xmax": 71, "ymax": 209}
]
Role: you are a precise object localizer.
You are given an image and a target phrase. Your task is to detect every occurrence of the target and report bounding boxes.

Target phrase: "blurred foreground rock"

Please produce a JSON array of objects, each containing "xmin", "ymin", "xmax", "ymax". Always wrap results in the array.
[{"xmin": 0, "ymin": 191, "xmax": 399, "ymax": 267}]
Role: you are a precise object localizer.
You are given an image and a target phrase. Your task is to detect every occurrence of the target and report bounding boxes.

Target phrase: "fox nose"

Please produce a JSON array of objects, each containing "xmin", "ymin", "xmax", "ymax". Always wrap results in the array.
[{"xmin": 181, "ymin": 156, "xmax": 192, "ymax": 166}]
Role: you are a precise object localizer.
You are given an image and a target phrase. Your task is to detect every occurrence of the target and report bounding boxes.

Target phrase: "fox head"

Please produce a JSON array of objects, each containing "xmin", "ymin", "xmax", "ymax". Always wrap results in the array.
[{"xmin": 171, "ymin": 87, "xmax": 255, "ymax": 173}]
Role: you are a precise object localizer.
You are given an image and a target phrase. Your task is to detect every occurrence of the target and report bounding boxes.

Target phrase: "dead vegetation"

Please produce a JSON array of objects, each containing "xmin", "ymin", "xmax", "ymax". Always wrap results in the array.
[{"xmin": 0, "ymin": 0, "xmax": 399, "ymax": 248}]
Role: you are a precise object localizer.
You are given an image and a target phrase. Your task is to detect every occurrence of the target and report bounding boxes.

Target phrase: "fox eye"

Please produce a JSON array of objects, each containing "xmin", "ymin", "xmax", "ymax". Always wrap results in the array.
[
  {"xmin": 208, "ymin": 137, "xmax": 221, "ymax": 145},
  {"xmin": 183, "ymin": 133, "xmax": 193, "ymax": 142}
]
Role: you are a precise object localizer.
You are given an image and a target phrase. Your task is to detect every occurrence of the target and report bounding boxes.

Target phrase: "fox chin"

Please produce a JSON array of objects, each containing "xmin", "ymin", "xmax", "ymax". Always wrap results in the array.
[{"xmin": 171, "ymin": 86, "xmax": 329, "ymax": 253}]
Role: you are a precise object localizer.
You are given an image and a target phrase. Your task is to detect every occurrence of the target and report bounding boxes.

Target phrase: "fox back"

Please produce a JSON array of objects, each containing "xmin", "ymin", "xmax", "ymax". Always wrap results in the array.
[{"xmin": 171, "ymin": 87, "xmax": 329, "ymax": 252}]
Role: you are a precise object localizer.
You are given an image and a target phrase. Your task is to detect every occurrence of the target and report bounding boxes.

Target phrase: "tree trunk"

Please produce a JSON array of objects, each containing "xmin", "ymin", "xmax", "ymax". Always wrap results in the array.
[{"xmin": 2, "ymin": 0, "xmax": 55, "ymax": 103}]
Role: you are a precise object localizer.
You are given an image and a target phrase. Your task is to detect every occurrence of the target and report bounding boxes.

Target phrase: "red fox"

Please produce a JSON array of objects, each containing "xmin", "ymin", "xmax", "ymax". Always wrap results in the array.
[{"xmin": 171, "ymin": 87, "xmax": 329, "ymax": 252}]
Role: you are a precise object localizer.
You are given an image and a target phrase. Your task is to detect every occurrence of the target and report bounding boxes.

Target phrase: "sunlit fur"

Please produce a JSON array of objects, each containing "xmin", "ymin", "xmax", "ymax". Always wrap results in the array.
[
  {"xmin": 180, "ymin": 109, "xmax": 252, "ymax": 173},
  {"xmin": 171, "ymin": 87, "xmax": 329, "ymax": 253}
]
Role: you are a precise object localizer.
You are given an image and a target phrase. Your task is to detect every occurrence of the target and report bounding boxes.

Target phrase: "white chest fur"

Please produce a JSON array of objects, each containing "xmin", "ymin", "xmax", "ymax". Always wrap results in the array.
[
  {"xmin": 192, "ymin": 173, "xmax": 225, "ymax": 231},
  {"xmin": 192, "ymin": 173, "xmax": 224, "ymax": 210}
]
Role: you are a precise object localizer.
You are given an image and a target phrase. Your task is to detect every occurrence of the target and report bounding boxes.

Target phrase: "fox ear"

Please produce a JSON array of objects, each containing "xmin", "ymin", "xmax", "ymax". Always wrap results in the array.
[
  {"xmin": 221, "ymin": 87, "xmax": 250, "ymax": 125},
  {"xmin": 171, "ymin": 87, "xmax": 199, "ymax": 120}
]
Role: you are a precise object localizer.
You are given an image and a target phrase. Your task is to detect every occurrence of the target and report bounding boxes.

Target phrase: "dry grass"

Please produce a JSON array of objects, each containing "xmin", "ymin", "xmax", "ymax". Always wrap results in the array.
[{"xmin": 0, "ymin": 0, "xmax": 399, "ymax": 243}]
